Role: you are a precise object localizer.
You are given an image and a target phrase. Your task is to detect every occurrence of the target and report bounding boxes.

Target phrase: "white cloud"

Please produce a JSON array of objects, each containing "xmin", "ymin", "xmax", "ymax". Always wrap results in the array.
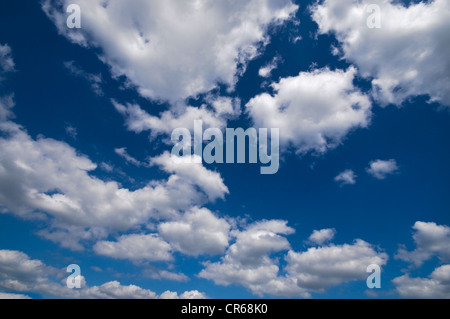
[
  {"xmin": 113, "ymin": 100, "xmax": 226, "ymax": 137},
  {"xmin": 63, "ymin": 60, "xmax": 103, "ymax": 96},
  {"xmin": 311, "ymin": 0, "xmax": 450, "ymax": 107},
  {"xmin": 396, "ymin": 222, "xmax": 450, "ymax": 267},
  {"xmin": 0, "ymin": 292, "xmax": 31, "ymax": 299},
  {"xmin": 334, "ymin": 169, "xmax": 357, "ymax": 186},
  {"xmin": 159, "ymin": 207, "xmax": 230, "ymax": 256},
  {"xmin": 0, "ymin": 108, "xmax": 228, "ymax": 251},
  {"xmin": 93, "ymin": 234, "xmax": 173, "ymax": 262},
  {"xmin": 367, "ymin": 159, "xmax": 398, "ymax": 179},
  {"xmin": 198, "ymin": 220, "xmax": 309, "ymax": 298},
  {"xmin": 393, "ymin": 265, "xmax": 450, "ymax": 299},
  {"xmin": 308, "ymin": 228, "xmax": 336, "ymax": 245},
  {"xmin": 285, "ymin": 240, "xmax": 388, "ymax": 292},
  {"xmin": 246, "ymin": 67, "xmax": 372, "ymax": 154},
  {"xmin": 151, "ymin": 152, "xmax": 229, "ymax": 202},
  {"xmin": 200, "ymin": 221, "xmax": 388, "ymax": 297},
  {"xmin": 258, "ymin": 56, "xmax": 280, "ymax": 78},
  {"xmin": 0, "ymin": 249, "xmax": 205, "ymax": 299},
  {"xmin": 43, "ymin": 0, "xmax": 298, "ymax": 102}
]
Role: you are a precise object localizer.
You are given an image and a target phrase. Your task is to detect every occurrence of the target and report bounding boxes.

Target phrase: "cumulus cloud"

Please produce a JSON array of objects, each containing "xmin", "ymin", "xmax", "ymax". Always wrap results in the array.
[
  {"xmin": 285, "ymin": 240, "xmax": 388, "ymax": 292},
  {"xmin": 396, "ymin": 222, "xmax": 450, "ymax": 267},
  {"xmin": 393, "ymin": 265, "xmax": 450, "ymax": 299},
  {"xmin": 308, "ymin": 228, "xmax": 336, "ymax": 245},
  {"xmin": 367, "ymin": 159, "xmax": 398, "ymax": 180},
  {"xmin": 334, "ymin": 169, "xmax": 357, "ymax": 186},
  {"xmin": 93, "ymin": 234, "xmax": 173, "ymax": 262},
  {"xmin": 0, "ymin": 104, "xmax": 228, "ymax": 251},
  {"xmin": 112, "ymin": 100, "xmax": 227, "ymax": 138},
  {"xmin": 0, "ymin": 250, "xmax": 205, "ymax": 299},
  {"xmin": 198, "ymin": 220, "xmax": 308, "ymax": 298},
  {"xmin": 151, "ymin": 152, "xmax": 229, "ymax": 202},
  {"xmin": 43, "ymin": 0, "xmax": 298, "ymax": 102},
  {"xmin": 159, "ymin": 207, "xmax": 230, "ymax": 256},
  {"xmin": 311, "ymin": 0, "xmax": 450, "ymax": 107},
  {"xmin": 246, "ymin": 67, "xmax": 372, "ymax": 154}
]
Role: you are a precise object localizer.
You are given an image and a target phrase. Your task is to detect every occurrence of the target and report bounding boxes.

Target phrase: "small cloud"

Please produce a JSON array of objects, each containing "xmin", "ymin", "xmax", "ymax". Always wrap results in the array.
[
  {"xmin": 63, "ymin": 60, "xmax": 103, "ymax": 96},
  {"xmin": 367, "ymin": 159, "xmax": 399, "ymax": 180},
  {"xmin": 115, "ymin": 147, "xmax": 145, "ymax": 167},
  {"xmin": 258, "ymin": 56, "xmax": 281, "ymax": 78},
  {"xmin": 308, "ymin": 228, "xmax": 336, "ymax": 245},
  {"xmin": 65, "ymin": 125, "xmax": 78, "ymax": 139},
  {"xmin": 334, "ymin": 169, "xmax": 357, "ymax": 186}
]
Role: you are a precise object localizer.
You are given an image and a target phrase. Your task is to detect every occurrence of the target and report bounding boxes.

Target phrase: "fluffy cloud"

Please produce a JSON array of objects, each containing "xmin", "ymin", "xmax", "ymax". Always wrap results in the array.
[
  {"xmin": 198, "ymin": 220, "xmax": 307, "ymax": 298},
  {"xmin": 334, "ymin": 169, "xmax": 357, "ymax": 186},
  {"xmin": 367, "ymin": 159, "xmax": 398, "ymax": 180},
  {"xmin": 0, "ymin": 250, "xmax": 206, "ymax": 299},
  {"xmin": 151, "ymin": 152, "xmax": 229, "ymax": 202},
  {"xmin": 312, "ymin": 0, "xmax": 450, "ymax": 107},
  {"xmin": 113, "ymin": 100, "xmax": 226, "ymax": 137},
  {"xmin": 43, "ymin": 0, "xmax": 298, "ymax": 102},
  {"xmin": 308, "ymin": 228, "xmax": 336, "ymax": 245},
  {"xmin": 285, "ymin": 240, "xmax": 388, "ymax": 292},
  {"xmin": 93, "ymin": 234, "xmax": 173, "ymax": 262},
  {"xmin": 159, "ymin": 207, "xmax": 230, "ymax": 256},
  {"xmin": 396, "ymin": 222, "xmax": 450, "ymax": 267},
  {"xmin": 200, "ymin": 221, "xmax": 388, "ymax": 298},
  {"xmin": 246, "ymin": 67, "xmax": 372, "ymax": 154},
  {"xmin": 393, "ymin": 265, "xmax": 450, "ymax": 299}
]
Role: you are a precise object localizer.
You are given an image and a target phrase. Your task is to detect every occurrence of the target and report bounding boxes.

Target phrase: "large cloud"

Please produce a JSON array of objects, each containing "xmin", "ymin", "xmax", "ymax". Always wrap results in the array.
[
  {"xmin": 285, "ymin": 240, "xmax": 388, "ymax": 292},
  {"xmin": 0, "ymin": 250, "xmax": 205, "ymax": 299},
  {"xmin": 311, "ymin": 0, "xmax": 450, "ymax": 107},
  {"xmin": 43, "ymin": 0, "xmax": 298, "ymax": 102},
  {"xmin": 246, "ymin": 67, "xmax": 372, "ymax": 154}
]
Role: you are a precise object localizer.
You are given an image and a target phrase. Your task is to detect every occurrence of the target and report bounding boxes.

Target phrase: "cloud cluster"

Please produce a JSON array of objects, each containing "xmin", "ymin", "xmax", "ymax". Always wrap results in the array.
[
  {"xmin": 43, "ymin": 0, "xmax": 298, "ymax": 102},
  {"xmin": 312, "ymin": 0, "xmax": 450, "ymax": 107},
  {"xmin": 199, "ymin": 222, "xmax": 387, "ymax": 298},
  {"xmin": 393, "ymin": 221, "xmax": 450, "ymax": 298},
  {"xmin": 0, "ymin": 250, "xmax": 205, "ymax": 299},
  {"xmin": 0, "ymin": 100, "xmax": 229, "ymax": 253}
]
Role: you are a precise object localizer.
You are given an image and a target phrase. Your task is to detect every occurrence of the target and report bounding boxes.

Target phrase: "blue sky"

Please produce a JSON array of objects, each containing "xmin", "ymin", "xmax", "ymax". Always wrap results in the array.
[{"xmin": 0, "ymin": 0, "xmax": 449, "ymax": 299}]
